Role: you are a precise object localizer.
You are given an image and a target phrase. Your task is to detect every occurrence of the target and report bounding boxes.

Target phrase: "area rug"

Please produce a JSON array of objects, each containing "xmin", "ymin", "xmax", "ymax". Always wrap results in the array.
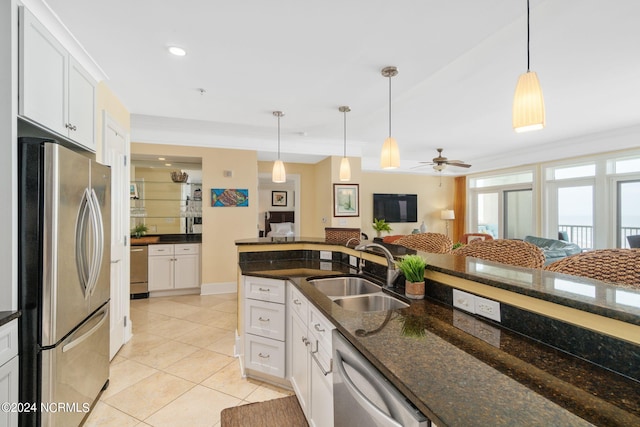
[{"xmin": 220, "ymin": 395, "xmax": 308, "ymax": 427}]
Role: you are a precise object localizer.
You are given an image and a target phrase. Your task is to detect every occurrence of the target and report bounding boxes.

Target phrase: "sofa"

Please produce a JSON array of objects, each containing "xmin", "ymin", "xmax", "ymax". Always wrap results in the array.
[{"xmin": 523, "ymin": 235, "xmax": 582, "ymax": 265}]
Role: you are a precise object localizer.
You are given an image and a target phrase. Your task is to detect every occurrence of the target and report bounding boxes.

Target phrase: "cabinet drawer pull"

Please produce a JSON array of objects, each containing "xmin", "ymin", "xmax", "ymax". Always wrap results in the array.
[
  {"xmin": 314, "ymin": 324, "xmax": 326, "ymax": 333},
  {"xmin": 302, "ymin": 336, "xmax": 309, "ymax": 346},
  {"xmin": 258, "ymin": 317, "xmax": 270, "ymax": 322},
  {"xmin": 258, "ymin": 352, "xmax": 270, "ymax": 359},
  {"xmin": 293, "ymin": 299, "xmax": 301, "ymax": 305},
  {"xmin": 258, "ymin": 287, "xmax": 271, "ymax": 292}
]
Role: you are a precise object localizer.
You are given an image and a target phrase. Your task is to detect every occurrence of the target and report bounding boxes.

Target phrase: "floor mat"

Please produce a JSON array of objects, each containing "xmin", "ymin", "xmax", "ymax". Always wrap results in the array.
[{"xmin": 220, "ymin": 395, "xmax": 308, "ymax": 427}]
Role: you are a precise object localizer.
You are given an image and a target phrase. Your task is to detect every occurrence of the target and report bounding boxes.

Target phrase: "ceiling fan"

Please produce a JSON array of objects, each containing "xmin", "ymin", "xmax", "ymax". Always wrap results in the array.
[{"xmin": 419, "ymin": 148, "xmax": 472, "ymax": 171}]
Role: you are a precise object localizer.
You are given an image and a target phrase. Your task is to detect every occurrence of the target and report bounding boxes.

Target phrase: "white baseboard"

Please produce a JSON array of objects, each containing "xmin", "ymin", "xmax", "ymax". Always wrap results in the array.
[{"xmin": 200, "ymin": 281, "xmax": 237, "ymax": 295}]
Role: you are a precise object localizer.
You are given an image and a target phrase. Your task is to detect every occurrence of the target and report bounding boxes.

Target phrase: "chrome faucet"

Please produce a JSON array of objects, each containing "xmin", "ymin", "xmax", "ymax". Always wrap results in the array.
[
  {"xmin": 354, "ymin": 242, "xmax": 400, "ymax": 288},
  {"xmin": 345, "ymin": 237, "xmax": 360, "ymax": 247}
]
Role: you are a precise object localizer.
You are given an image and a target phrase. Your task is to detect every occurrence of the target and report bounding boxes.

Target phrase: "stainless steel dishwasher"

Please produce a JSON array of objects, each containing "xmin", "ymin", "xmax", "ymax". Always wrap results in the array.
[
  {"xmin": 130, "ymin": 245, "xmax": 149, "ymax": 298},
  {"xmin": 333, "ymin": 330, "xmax": 429, "ymax": 426}
]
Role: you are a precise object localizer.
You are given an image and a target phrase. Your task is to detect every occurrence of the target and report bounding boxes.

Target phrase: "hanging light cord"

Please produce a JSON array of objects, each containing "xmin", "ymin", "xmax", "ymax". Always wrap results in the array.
[
  {"xmin": 388, "ymin": 75, "xmax": 392, "ymax": 138},
  {"xmin": 343, "ymin": 110, "xmax": 347, "ymax": 157},
  {"xmin": 526, "ymin": 0, "xmax": 530, "ymax": 72},
  {"xmin": 277, "ymin": 114, "xmax": 281, "ymax": 160}
]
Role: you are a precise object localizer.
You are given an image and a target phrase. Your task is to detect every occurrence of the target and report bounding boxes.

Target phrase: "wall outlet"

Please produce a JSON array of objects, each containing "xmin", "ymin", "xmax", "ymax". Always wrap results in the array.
[
  {"xmin": 320, "ymin": 250, "xmax": 332, "ymax": 260},
  {"xmin": 475, "ymin": 296, "xmax": 501, "ymax": 322},
  {"xmin": 453, "ymin": 289, "xmax": 475, "ymax": 314}
]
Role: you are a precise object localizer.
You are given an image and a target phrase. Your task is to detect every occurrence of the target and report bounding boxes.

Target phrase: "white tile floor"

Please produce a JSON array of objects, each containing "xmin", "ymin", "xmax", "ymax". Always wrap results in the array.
[{"xmin": 83, "ymin": 293, "xmax": 292, "ymax": 426}]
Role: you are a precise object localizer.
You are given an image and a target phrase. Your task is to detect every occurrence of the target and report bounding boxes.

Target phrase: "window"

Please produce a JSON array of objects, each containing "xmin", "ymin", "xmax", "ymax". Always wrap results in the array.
[
  {"xmin": 557, "ymin": 185, "xmax": 594, "ymax": 249},
  {"xmin": 468, "ymin": 169, "xmax": 534, "ymax": 239}
]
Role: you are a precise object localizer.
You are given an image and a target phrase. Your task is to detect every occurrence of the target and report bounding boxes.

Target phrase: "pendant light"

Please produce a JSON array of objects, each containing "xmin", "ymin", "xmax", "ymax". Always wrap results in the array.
[
  {"xmin": 380, "ymin": 66, "xmax": 400, "ymax": 169},
  {"xmin": 338, "ymin": 106, "xmax": 351, "ymax": 181},
  {"xmin": 512, "ymin": 0, "xmax": 545, "ymax": 133},
  {"xmin": 272, "ymin": 111, "xmax": 286, "ymax": 183}
]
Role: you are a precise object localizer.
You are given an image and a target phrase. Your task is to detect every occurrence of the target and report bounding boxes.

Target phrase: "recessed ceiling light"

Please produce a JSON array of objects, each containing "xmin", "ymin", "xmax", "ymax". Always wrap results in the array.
[
  {"xmin": 158, "ymin": 157, "xmax": 166, "ymax": 161},
  {"xmin": 165, "ymin": 163, "xmax": 172, "ymax": 167},
  {"xmin": 167, "ymin": 46, "xmax": 186, "ymax": 56}
]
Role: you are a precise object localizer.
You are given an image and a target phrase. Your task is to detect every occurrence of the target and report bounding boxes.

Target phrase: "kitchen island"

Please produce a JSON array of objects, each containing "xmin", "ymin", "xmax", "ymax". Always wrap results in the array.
[{"xmin": 236, "ymin": 238, "xmax": 640, "ymax": 426}]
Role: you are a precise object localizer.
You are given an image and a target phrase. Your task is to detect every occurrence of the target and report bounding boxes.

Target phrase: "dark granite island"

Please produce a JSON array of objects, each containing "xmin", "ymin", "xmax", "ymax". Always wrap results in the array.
[{"xmin": 236, "ymin": 238, "xmax": 640, "ymax": 426}]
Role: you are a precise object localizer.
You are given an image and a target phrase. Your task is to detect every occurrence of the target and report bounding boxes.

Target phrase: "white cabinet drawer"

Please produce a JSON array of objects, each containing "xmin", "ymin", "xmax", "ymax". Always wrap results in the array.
[
  {"xmin": 309, "ymin": 306, "xmax": 334, "ymax": 351},
  {"xmin": 245, "ymin": 276, "xmax": 286, "ymax": 304},
  {"xmin": 0, "ymin": 320, "xmax": 18, "ymax": 367},
  {"xmin": 148, "ymin": 244, "xmax": 174, "ymax": 256},
  {"xmin": 245, "ymin": 334, "xmax": 285, "ymax": 378},
  {"xmin": 174, "ymin": 243, "xmax": 199, "ymax": 255},
  {"xmin": 288, "ymin": 284, "xmax": 309, "ymax": 323},
  {"xmin": 245, "ymin": 299, "xmax": 286, "ymax": 341}
]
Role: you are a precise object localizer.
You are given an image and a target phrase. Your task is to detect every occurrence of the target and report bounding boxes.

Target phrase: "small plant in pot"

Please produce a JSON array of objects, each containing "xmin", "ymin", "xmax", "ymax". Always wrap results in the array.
[
  {"xmin": 372, "ymin": 218, "xmax": 392, "ymax": 238},
  {"xmin": 396, "ymin": 254, "xmax": 427, "ymax": 300},
  {"xmin": 131, "ymin": 224, "xmax": 148, "ymax": 239}
]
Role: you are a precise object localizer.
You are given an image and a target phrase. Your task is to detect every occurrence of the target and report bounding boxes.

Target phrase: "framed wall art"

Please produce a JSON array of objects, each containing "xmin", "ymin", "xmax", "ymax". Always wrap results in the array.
[
  {"xmin": 272, "ymin": 190, "xmax": 287, "ymax": 207},
  {"xmin": 333, "ymin": 184, "xmax": 359, "ymax": 217},
  {"xmin": 211, "ymin": 188, "xmax": 249, "ymax": 207}
]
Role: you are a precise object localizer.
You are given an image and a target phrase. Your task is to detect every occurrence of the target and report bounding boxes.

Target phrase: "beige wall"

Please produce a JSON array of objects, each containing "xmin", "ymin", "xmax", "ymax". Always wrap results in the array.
[
  {"xmin": 360, "ymin": 172, "xmax": 455, "ymax": 237},
  {"xmin": 133, "ymin": 143, "xmax": 258, "ymax": 288}
]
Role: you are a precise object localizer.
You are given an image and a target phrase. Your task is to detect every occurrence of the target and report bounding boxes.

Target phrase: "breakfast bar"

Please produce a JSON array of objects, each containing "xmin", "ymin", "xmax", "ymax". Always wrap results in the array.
[{"xmin": 236, "ymin": 237, "xmax": 640, "ymax": 426}]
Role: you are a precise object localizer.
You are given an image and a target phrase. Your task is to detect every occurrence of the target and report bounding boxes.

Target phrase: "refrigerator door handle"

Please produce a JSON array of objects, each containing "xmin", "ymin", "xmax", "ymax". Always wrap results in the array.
[
  {"xmin": 87, "ymin": 188, "xmax": 105, "ymax": 296},
  {"xmin": 75, "ymin": 188, "xmax": 92, "ymax": 297},
  {"xmin": 62, "ymin": 306, "xmax": 109, "ymax": 353}
]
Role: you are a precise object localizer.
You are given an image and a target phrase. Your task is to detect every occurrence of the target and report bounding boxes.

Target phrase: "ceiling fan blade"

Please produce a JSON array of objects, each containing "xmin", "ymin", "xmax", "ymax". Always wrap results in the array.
[{"xmin": 447, "ymin": 161, "xmax": 472, "ymax": 168}]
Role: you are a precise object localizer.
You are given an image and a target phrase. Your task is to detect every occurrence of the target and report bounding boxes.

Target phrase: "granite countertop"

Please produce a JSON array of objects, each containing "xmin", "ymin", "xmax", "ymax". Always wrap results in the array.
[
  {"xmin": 0, "ymin": 310, "xmax": 21, "ymax": 327},
  {"xmin": 236, "ymin": 237, "xmax": 640, "ymax": 326},
  {"xmin": 239, "ymin": 259, "xmax": 640, "ymax": 427},
  {"xmin": 131, "ymin": 233, "xmax": 202, "ymax": 246}
]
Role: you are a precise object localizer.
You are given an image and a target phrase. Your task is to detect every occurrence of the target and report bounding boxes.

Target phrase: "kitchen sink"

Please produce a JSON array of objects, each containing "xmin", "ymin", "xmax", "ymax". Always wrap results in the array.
[
  {"xmin": 307, "ymin": 276, "xmax": 382, "ymax": 297},
  {"xmin": 333, "ymin": 294, "xmax": 409, "ymax": 312}
]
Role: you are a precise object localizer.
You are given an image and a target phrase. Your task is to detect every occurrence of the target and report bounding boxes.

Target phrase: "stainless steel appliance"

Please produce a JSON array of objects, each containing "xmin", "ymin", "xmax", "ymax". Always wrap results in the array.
[
  {"xmin": 333, "ymin": 330, "xmax": 428, "ymax": 427},
  {"xmin": 18, "ymin": 137, "xmax": 111, "ymax": 427},
  {"xmin": 130, "ymin": 245, "xmax": 149, "ymax": 298}
]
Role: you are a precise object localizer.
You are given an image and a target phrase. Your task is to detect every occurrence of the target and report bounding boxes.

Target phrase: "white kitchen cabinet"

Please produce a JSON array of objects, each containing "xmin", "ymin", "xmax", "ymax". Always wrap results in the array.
[
  {"xmin": 148, "ymin": 244, "xmax": 200, "ymax": 292},
  {"xmin": 19, "ymin": 7, "xmax": 96, "ymax": 151},
  {"xmin": 286, "ymin": 283, "xmax": 334, "ymax": 427},
  {"xmin": 289, "ymin": 294, "xmax": 310, "ymax": 415},
  {"xmin": 243, "ymin": 276, "xmax": 287, "ymax": 379},
  {"xmin": 0, "ymin": 320, "xmax": 19, "ymax": 427}
]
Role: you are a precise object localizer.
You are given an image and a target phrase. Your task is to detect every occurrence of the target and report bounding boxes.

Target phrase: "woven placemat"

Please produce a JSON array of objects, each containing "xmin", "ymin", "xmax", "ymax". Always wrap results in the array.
[{"xmin": 221, "ymin": 395, "xmax": 308, "ymax": 427}]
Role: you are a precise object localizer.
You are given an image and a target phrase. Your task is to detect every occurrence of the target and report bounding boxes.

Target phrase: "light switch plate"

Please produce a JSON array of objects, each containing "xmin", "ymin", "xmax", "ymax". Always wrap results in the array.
[
  {"xmin": 453, "ymin": 289, "xmax": 475, "ymax": 314},
  {"xmin": 320, "ymin": 250, "xmax": 332, "ymax": 260}
]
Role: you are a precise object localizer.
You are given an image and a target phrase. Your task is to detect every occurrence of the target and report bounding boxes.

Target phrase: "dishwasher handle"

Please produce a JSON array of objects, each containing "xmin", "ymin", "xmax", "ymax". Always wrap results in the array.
[{"xmin": 334, "ymin": 348, "xmax": 402, "ymax": 427}]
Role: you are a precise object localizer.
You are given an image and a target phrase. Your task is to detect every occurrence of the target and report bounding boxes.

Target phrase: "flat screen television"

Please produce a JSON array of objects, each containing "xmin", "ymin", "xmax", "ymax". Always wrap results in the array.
[{"xmin": 373, "ymin": 193, "xmax": 418, "ymax": 223}]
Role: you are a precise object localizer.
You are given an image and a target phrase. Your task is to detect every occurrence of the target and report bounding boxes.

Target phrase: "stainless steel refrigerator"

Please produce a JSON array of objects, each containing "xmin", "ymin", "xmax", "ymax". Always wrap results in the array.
[{"xmin": 18, "ymin": 137, "xmax": 111, "ymax": 427}]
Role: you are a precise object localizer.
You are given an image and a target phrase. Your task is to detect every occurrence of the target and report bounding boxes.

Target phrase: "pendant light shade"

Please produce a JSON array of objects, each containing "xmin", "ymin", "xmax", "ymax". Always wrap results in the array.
[
  {"xmin": 513, "ymin": 0, "xmax": 545, "ymax": 133},
  {"xmin": 380, "ymin": 137, "xmax": 400, "ymax": 170},
  {"xmin": 272, "ymin": 159, "xmax": 286, "ymax": 183},
  {"xmin": 272, "ymin": 111, "xmax": 286, "ymax": 183},
  {"xmin": 513, "ymin": 71, "xmax": 545, "ymax": 132},
  {"xmin": 338, "ymin": 106, "xmax": 351, "ymax": 181},
  {"xmin": 380, "ymin": 66, "xmax": 400, "ymax": 169}
]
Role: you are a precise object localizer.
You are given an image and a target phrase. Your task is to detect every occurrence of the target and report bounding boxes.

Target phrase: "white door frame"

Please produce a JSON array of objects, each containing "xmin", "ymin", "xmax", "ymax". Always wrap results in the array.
[{"xmin": 102, "ymin": 111, "xmax": 132, "ymax": 358}]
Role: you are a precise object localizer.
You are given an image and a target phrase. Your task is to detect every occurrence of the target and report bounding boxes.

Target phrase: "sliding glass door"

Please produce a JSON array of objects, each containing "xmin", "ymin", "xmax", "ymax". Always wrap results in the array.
[{"xmin": 617, "ymin": 179, "xmax": 640, "ymax": 248}]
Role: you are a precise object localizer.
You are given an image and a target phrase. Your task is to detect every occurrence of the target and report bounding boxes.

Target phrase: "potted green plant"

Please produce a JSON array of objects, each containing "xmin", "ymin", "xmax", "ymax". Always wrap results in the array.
[
  {"xmin": 131, "ymin": 223, "xmax": 148, "ymax": 239},
  {"xmin": 372, "ymin": 218, "xmax": 392, "ymax": 238},
  {"xmin": 396, "ymin": 254, "xmax": 427, "ymax": 300}
]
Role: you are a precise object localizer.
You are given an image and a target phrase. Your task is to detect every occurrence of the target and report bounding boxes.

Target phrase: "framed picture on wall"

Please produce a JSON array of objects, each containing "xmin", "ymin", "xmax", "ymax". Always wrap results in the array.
[
  {"xmin": 333, "ymin": 184, "xmax": 359, "ymax": 217},
  {"xmin": 272, "ymin": 191, "xmax": 287, "ymax": 206}
]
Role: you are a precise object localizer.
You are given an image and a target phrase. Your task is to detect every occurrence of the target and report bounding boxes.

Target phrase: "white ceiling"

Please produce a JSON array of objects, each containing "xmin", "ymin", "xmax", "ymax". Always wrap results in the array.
[{"xmin": 43, "ymin": 0, "xmax": 640, "ymax": 175}]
